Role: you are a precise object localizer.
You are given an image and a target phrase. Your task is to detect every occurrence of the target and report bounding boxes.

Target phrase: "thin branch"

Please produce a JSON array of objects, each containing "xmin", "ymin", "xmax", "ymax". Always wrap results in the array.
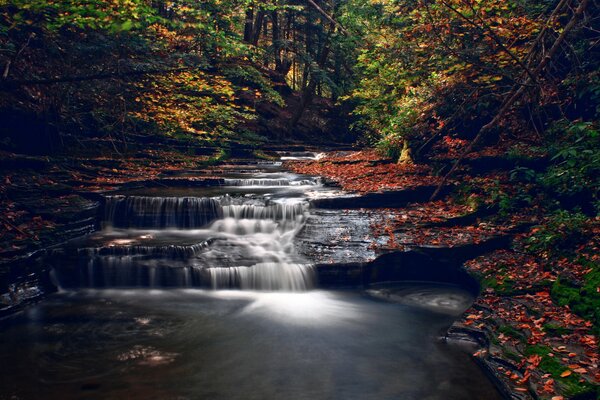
[
  {"xmin": 2, "ymin": 32, "xmax": 35, "ymax": 80},
  {"xmin": 440, "ymin": 0, "xmax": 538, "ymax": 84},
  {"xmin": 306, "ymin": 0, "xmax": 350, "ymax": 36}
]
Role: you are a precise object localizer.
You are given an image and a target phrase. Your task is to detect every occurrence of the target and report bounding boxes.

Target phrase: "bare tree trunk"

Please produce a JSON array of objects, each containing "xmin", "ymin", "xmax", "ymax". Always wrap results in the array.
[
  {"xmin": 272, "ymin": 10, "xmax": 282, "ymax": 71},
  {"xmin": 251, "ymin": 11, "xmax": 265, "ymax": 46},
  {"xmin": 244, "ymin": 7, "xmax": 254, "ymax": 43}
]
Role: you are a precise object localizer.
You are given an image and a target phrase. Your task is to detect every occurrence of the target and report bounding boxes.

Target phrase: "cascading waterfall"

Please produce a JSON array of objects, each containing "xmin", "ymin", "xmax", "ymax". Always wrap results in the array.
[
  {"xmin": 221, "ymin": 202, "xmax": 306, "ymax": 222},
  {"xmin": 208, "ymin": 262, "xmax": 313, "ymax": 291},
  {"xmin": 78, "ymin": 241, "xmax": 212, "ymax": 259},
  {"xmin": 205, "ymin": 198, "xmax": 312, "ymax": 289},
  {"xmin": 61, "ymin": 184, "xmax": 315, "ymax": 290},
  {"xmin": 222, "ymin": 178, "xmax": 319, "ymax": 186},
  {"xmin": 104, "ymin": 195, "xmax": 223, "ymax": 228}
]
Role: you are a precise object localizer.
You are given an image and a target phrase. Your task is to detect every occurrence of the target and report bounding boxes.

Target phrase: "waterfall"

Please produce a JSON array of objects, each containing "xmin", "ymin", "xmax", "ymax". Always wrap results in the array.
[
  {"xmin": 78, "ymin": 241, "xmax": 212, "ymax": 259},
  {"xmin": 221, "ymin": 203, "xmax": 307, "ymax": 222},
  {"xmin": 208, "ymin": 263, "xmax": 314, "ymax": 290},
  {"xmin": 104, "ymin": 195, "xmax": 223, "ymax": 229},
  {"xmin": 222, "ymin": 178, "xmax": 318, "ymax": 186},
  {"xmin": 60, "ymin": 188, "xmax": 315, "ymax": 290}
]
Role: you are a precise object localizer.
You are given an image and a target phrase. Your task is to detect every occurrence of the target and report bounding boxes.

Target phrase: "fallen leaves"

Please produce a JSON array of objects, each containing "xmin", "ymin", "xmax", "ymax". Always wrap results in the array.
[
  {"xmin": 286, "ymin": 150, "xmax": 440, "ymax": 193},
  {"xmin": 0, "ymin": 149, "xmax": 212, "ymax": 260}
]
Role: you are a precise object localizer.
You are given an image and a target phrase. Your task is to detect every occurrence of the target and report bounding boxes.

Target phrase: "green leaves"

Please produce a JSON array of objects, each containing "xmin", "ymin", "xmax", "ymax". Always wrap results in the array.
[{"xmin": 119, "ymin": 20, "xmax": 134, "ymax": 31}]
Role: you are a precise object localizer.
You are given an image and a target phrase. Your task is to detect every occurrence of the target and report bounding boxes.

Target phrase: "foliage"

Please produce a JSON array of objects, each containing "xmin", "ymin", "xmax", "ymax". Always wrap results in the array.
[
  {"xmin": 524, "ymin": 345, "xmax": 599, "ymax": 398},
  {"xmin": 540, "ymin": 120, "xmax": 600, "ymax": 209},
  {"xmin": 551, "ymin": 261, "xmax": 600, "ymax": 336},
  {"xmin": 341, "ymin": 0, "xmax": 547, "ymax": 157},
  {"xmin": 525, "ymin": 210, "xmax": 589, "ymax": 254},
  {"xmin": 0, "ymin": 0, "xmax": 282, "ymax": 151}
]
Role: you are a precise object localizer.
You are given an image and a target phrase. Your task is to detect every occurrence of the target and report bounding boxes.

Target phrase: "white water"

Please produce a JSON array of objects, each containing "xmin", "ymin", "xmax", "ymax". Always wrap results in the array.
[
  {"xmin": 204, "ymin": 197, "xmax": 311, "ymax": 289},
  {"xmin": 222, "ymin": 178, "xmax": 319, "ymax": 186},
  {"xmin": 65, "ymin": 178, "xmax": 315, "ymax": 291}
]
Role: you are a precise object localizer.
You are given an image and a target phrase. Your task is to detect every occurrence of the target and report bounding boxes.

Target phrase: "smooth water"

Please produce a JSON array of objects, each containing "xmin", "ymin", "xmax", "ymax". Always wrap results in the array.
[
  {"xmin": 0, "ymin": 288, "xmax": 501, "ymax": 400},
  {"xmin": 0, "ymin": 153, "xmax": 503, "ymax": 400}
]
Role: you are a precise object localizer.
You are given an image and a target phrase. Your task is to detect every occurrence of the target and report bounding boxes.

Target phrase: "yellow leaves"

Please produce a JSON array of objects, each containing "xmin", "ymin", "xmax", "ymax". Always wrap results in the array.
[{"xmin": 129, "ymin": 69, "xmax": 255, "ymax": 142}]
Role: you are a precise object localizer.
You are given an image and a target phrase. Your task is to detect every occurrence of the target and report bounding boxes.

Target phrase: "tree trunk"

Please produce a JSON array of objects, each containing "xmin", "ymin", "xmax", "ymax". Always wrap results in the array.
[
  {"xmin": 288, "ymin": 38, "xmax": 331, "ymax": 129},
  {"xmin": 251, "ymin": 11, "xmax": 265, "ymax": 46},
  {"xmin": 244, "ymin": 7, "xmax": 254, "ymax": 43},
  {"xmin": 272, "ymin": 11, "xmax": 279, "ymax": 63}
]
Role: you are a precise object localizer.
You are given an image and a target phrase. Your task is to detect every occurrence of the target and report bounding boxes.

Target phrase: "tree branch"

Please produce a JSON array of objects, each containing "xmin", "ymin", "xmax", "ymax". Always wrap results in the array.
[
  {"xmin": 440, "ymin": 0, "xmax": 539, "ymax": 84},
  {"xmin": 306, "ymin": 0, "xmax": 350, "ymax": 36},
  {"xmin": 430, "ymin": 0, "xmax": 590, "ymax": 201},
  {"xmin": 2, "ymin": 33, "xmax": 35, "ymax": 81}
]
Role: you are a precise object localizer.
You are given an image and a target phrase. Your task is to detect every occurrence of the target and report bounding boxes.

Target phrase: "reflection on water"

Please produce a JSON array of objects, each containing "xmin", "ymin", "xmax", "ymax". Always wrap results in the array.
[{"xmin": 0, "ymin": 289, "xmax": 502, "ymax": 400}]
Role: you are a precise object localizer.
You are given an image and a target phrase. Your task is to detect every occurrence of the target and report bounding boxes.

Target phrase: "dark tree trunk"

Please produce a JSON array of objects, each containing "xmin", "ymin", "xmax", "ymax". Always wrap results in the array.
[
  {"xmin": 244, "ymin": 8, "xmax": 254, "ymax": 43},
  {"xmin": 251, "ymin": 11, "xmax": 265, "ymax": 46},
  {"xmin": 288, "ymin": 39, "xmax": 331, "ymax": 129}
]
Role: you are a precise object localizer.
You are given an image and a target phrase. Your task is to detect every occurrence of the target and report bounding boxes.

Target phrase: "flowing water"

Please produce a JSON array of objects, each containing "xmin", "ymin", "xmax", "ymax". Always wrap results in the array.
[{"xmin": 0, "ymin": 153, "xmax": 503, "ymax": 400}]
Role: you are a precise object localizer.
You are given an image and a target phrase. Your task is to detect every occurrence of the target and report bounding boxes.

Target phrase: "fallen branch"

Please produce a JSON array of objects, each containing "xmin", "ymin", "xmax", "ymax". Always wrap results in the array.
[
  {"xmin": 2, "ymin": 33, "xmax": 35, "ymax": 81},
  {"xmin": 0, "ymin": 216, "xmax": 31, "ymax": 238},
  {"xmin": 440, "ymin": 0, "xmax": 538, "ymax": 84},
  {"xmin": 306, "ymin": 0, "xmax": 350, "ymax": 36}
]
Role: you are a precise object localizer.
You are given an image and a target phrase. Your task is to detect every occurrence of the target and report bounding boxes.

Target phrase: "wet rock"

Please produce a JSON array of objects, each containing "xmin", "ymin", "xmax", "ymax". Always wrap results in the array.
[
  {"xmin": 296, "ymin": 209, "xmax": 376, "ymax": 265},
  {"xmin": 365, "ymin": 250, "xmax": 480, "ymax": 293},
  {"xmin": 311, "ymin": 185, "xmax": 452, "ymax": 209},
  {"xmin": 120, "ymin": 177, "xmax": 225, "ymax": 189}
]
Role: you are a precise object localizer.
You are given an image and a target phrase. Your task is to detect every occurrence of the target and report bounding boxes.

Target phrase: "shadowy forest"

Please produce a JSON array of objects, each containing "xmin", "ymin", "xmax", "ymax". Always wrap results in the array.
[{"xmin": 1, "ymin": 0, "xmax": 599, "ymax": 399}]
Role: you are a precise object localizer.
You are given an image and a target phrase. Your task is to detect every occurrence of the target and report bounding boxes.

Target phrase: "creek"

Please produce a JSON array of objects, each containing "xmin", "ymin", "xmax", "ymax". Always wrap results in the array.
[{"xmin": 0, "ymin": 153, "xmax": 502, "ymax": 400}]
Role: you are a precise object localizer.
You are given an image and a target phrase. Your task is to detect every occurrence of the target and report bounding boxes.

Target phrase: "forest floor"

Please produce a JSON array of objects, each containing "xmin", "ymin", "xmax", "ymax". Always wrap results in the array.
[
  {"xmin": 1, "ymin": 146, "xmax": 598, "ymax": 400},
  {"xmin": 287, "ymin": 149, "xmax": 599, "ymax": 400}
]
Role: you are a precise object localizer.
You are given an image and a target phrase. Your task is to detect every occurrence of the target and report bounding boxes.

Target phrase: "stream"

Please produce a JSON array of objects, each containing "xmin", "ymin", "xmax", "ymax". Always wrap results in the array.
[{"xmin": 0, "ymin": 153, "xmax": 503, "ymax": 400}]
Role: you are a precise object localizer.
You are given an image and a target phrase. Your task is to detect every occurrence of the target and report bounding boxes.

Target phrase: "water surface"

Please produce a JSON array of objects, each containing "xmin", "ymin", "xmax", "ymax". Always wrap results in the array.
[{"xmin": 0, "ymin": 288, "xmax": 501, "ymax": 400}]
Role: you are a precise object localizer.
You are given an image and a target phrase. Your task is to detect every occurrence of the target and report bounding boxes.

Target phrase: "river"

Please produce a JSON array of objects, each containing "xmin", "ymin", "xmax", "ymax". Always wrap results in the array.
[{"xmin": 0, "ymin": 153, "xmax": 502, "ymax": 400}]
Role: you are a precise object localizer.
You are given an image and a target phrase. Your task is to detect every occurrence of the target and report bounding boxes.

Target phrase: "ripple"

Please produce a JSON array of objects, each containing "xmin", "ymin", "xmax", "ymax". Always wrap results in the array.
[
  {"xmin": 366, "ymin": 283, "xmax": 474, "ymax": 316},
  {"xmin": 117, "ymin": 345, "xmax": 178, "ymax": 367}
]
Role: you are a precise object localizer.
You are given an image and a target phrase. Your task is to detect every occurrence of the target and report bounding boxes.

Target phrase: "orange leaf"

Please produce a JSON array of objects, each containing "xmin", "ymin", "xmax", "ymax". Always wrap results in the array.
[{"xmin": 560, "ymin": 370, "xmax": 572, "ymax": 377}]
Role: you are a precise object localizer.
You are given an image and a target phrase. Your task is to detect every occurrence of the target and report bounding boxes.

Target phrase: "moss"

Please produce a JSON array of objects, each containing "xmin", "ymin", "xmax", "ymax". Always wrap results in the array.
[
  {"xmin": 542, "ymin": 323, "xmax": 571, "ymax": 336},
  {"xmin": 498, "ymin": 325, "xmax": 526, "ymax": 341},
  {"xmin": 196, "ymin": 148, "xmax": 230, "ymax": 167},
  {"xmin": 481, "ymin": 275, "xmax": 517, "ymax": 296},
  {"xmin": 502, "ymin": 349, "xmax": 522, "ymax": 363},
  {"xmin": 252, "ymin": 150, "xmax": 277, "ymax": 160},
  {"xmin": 524, "ymin": 345, "xmax": 598, "ymax": 398},
  {"xmin": 551, "ymin": 262, "xmax": 600, "ymax": 335}
]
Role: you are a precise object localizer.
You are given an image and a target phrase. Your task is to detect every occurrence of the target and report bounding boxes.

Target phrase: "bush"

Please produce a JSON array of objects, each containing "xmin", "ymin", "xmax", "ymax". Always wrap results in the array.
[
  {"xmin": 525, "ymin": 210, "xmax": 588, "ymax": 254},
  {"xmin": 540, "ymin": 121, "xmax": 600, "ymax": 211}
]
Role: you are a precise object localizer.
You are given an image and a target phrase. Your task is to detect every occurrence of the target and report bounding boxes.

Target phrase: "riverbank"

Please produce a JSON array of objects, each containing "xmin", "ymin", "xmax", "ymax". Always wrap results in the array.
[{"xmin": 287, "ymin": 150, "xmax": 599, "ymax": 400}]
